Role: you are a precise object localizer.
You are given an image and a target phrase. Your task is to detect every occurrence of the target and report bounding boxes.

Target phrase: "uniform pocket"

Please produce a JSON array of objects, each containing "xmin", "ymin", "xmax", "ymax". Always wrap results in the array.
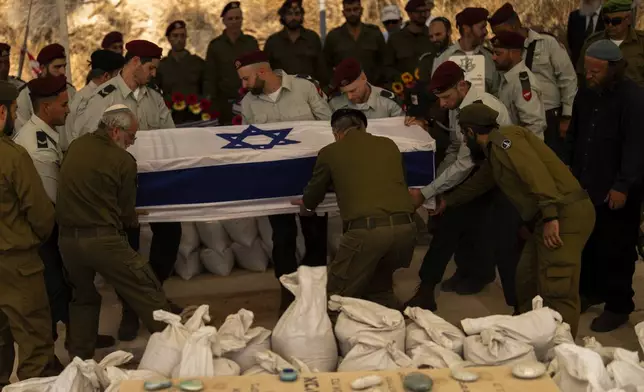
[
  {"xmin": 123, "ymin": 255, "xmax": 163, "ymax": 293},
  {"xmin": 17, "ymin": 257, "xmax": 49, "ymax": 317},
  {"xmin": 542, "ymin": 265, "xmax": 574, "ymax": 298},
  {"xmin": 329, "ymin": 233, "xmax": 364, "ymax": 281}
]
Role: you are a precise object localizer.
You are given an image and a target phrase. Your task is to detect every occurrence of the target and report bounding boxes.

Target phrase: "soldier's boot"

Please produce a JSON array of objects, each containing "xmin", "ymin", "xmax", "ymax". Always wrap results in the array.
[
  {"xmin": 118, "ymin": 307, "xmax": 140, "ymax": 342},
  {"xmin": 404, "ymin": 283, "xmax": 437, "ymax": 311},
  {"xmin": 590, "ymin": 311, "xmax": 629, "ymax": 333},
  {"xmin": 580, "ymin": 296, "xmax": 603, "ymax": 314},
  {"xmin": 63, "ymin": 323, "xmax": 115, "ymax": 350},
  {"xmin": 440, "ymin": 273, "xmax": 465, "ymax": 293},
  {"xmin": 279, "ymin": 286, "xmax": 295, "ymax": 316},
  {"xmin": 454, "ymin": 278, "xmax": 489, "ymax": 295}
]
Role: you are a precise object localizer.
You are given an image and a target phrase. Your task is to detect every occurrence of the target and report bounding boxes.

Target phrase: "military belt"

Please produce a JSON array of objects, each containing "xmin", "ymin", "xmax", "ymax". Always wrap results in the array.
[
  {"xmin": 346, "ymin": 213, "xmax": 414, "ymax": 231},
  {"xmin": 59, "ymin": 226, "xmax": 123, "ymax": 238}
]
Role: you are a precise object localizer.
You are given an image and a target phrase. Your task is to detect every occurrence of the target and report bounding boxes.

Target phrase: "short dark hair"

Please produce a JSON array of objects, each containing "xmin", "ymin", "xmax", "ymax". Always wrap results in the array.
[
  {"xmin": 30, "ymin": 94, "xmax": 57, "ymax": 115},
  {"xmin": 124, "ymin": 52, "xmax": 155, "ymax": 65},
  {"xmin": 342, "ymin": 0, "xmax": 360, "ymax": 4},
  {"xmin": 430, "ymin": 17, "xmax": 452, "ymax": 32},
  {"xmin": 462, "ymin": 123, "xmax": 497, "ymax": 135},
  {"xmin": 506, "ymin": 13, "xmax": 521, "ymax": 27}
]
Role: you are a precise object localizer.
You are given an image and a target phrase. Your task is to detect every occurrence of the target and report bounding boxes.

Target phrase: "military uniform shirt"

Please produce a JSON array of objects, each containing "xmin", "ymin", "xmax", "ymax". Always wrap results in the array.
[
  {"xmin": 417, "ymin": 50, "xmax": 441, "ymax": 82},
  {"xmin": 13, "ymin": 114, "xmax": 62, "ymax": 203},
  {"xmin": 8, "ymin": 76, "xmax": 25, "ymax": 90},
  {"xmin": 498, "ymin": 61, "xmax": 547, "ymax": 139},
  {"xmin": 63, "ymin": 81, "xmax": 99, "ymax": 151},
  {"xmin": 203, "ymin": 32, "xmax": 259, "ymax": 101},
  {"xmin": 157, "ymin": 50, "xmax": 205, "ymax": 97},
  {"xmin": 433, "ymin": 41, "xmax": 501, "ymax": 95},
  {"xmin": 73, "ymin": 74, "xmax": 175, "ymax": 142},
  {"xmin": 240, "ymin": 70, "xmax": 331, "ymax": 124},
  {"xmin": 0, "ymin": 135, "xmax": 55, "ymax": 251},
  {"xmin": 264, "ymin": 28, "xmax": 329, "ymax": 87},
  {"xmin": 421, "ymin": 86, "xmax": 512, "ymax": 199},
  {"xmin": 384, "ymin": 25, "xmax": 435, "ymax": 83},
  {"xmin": 329, "ymin": 85, "xmax": 403, "ymax": 119},
  {"xmin": 15, "ymin": 83, "xmax": 76, "ymax": 132},
  {"xmin": 577, "ymin": 29, "xmax": 644, "ymax": 87},
  {"xmin": 524, "ymin": 29, "xmax": 577, "ymax": 115},
  {"xmin": 324, "ymin": 23, "xmax": 387, "ymax": 85}
]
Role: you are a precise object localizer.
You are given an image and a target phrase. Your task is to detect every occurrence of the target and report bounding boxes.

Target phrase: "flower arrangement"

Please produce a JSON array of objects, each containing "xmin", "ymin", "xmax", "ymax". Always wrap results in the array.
[
  {"xmin": 391, "ymin": 68, "xmax": 421, "ymax": 100},
  {"xmin": 167, "ymin": 92, "xmax": 220, "ymax": 125}
]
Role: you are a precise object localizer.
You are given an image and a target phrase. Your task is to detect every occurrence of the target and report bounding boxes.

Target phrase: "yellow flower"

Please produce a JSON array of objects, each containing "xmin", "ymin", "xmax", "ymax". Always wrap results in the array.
[
  {"xmin": 392, "ymin": 82, "xmax": 404, "ymax": 94},
  {"xmin": 189, "ymin": 103, "xmax": 202, "ymax": 115},
  {"xmin": 172, "ymin": 101, "xmax": 186, "ymax": 111},
  {"xmin": 414, "ymin": 68, "xmax": 420, "ymax": 81},
  {"xmin": 401, "ymin": 72, "xmax": 414, "ymax": 84},
  {"xmin": 201, "ymin": 112, "xmax": 211, "ymax": 121}
]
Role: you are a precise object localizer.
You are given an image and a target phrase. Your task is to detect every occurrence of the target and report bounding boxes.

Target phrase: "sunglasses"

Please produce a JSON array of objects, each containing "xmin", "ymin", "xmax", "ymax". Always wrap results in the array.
[{"xmin": 603, "ymin": 16, "xmax": 626, "ymax": 26}]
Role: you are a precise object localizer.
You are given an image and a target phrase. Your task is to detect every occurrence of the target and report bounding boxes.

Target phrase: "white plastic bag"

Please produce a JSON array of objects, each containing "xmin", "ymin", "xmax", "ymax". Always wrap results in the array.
[
  {"xmin": 242, "ymin": 350, "xmax": 294, "ymax": 376},
  {"xmin": 404, "ymin": 306, "xmax": 465, "ymax": 355},
  {"xmin": 545, "ymin": 322, "xmax": 575, "ymax": 361},
  {"xmin": 222, "ymin": 218, "xmax": 258, "ymax": 247},
  {"xmin": 3, "ymin": 356, "xmax": 103, "ymax": 392},
  {"xmin": 337, "ymin": 332, "xmax": 413, "ymax": 372},
  {"xmin": 554, "ymin": 343, "xmax": 615, "ymax": 392},
  {"xmin": 95, "ymin": 350, "xmax": 135, "ymax": 390},
  {"xmin": 461, "ymin": 314, "xmax": 514, "ymax": 335},
  {"xmin": 272, "ymin": 266, "xmax": 338, "ymax": 372},
  {"xmin": 179, "ymin": 222, "xmax": 200, "ymax": 258},
  {"xmin": 410, "ymin": 342, "xmax": 466, "ymax": 369},
  {"xmin": 463, "ymin": 329, "xmax": 537, "ymax": 366},
  {"xmin": 493, "ymin": 307, "xmax": 561, "ymax": 360},
  {"xmin": 175, "ymin": 251, "xmax": 202, "ymax": 280},
  {"xmin": 329, "ymin": 295, "xmax": 405, "ymax": 356},
  {"xmin": 175, "ymin": 326, "xmax": 218, "ymax": 378},
  {"xmin": 635, "ymin": 321, "xmax": 644, "ymax": 353},
  {"xmin": 183, "ymin": 304, "xmax": 211, "ymax": 332},
  {"xmin": 139, "ymin": 310, "xmax": 190, "ymax": 377},
  {"xmin": 196, "ymin": 221, "xmax": 231, "ymax": 253},
  {"xmin": 103, "ymin": 370, "xmax": 164, "ymax": 392},
  {"xmin": 231, "ymin": 238, "xmax": 269, "ymax": 272},
  {"xmin": 608, "ymin": 360, "xmax": 644, "ymax": 388},
  {"xmin": 200, "ymin": 247, "xmax": 235, "ymax": 276},
  {"xmin": 219, "ymin": 308, "xmax": 272, "ymax": 372},
  {"xmin": 583, "ymin": 336, "xmax": 619, "ymax": 365}
]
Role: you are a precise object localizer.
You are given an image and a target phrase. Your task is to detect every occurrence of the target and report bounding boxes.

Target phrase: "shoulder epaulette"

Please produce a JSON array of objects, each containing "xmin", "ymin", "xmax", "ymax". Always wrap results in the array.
[
  {"xmin": 18, "ymin": 83, "xmax": 28, "ymax": 93},
  {"xmin": 379, "ymin": 89, "xmax": 396, "ymax": 100},
  {"xmin": 36, "ymin": 131, "xmax": 48, "ymax": 148},
  {"xmin": 519, "ymin": 71, "xmax": 533, "ymax": 101},
  {"xmin": 98, "ymin": 84, "xmax": 117, "ymax": 98},
  {"xmin": 295, "ymin": 74, "xmax": 318, "ymax": 84},
  {"xmin": 419, "ymin": 51, "xmax": 436, "ymax": 62}
]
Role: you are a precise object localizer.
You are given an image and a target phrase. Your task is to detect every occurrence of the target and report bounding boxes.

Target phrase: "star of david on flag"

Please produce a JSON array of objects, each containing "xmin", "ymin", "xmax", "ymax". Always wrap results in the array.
[{"xmin": 217, "ymin": 125, "xmax": 300, "ymax": 150}]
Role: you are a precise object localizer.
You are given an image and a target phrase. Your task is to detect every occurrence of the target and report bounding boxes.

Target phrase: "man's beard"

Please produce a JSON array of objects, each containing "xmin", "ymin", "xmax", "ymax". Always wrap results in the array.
[
  {"xmin": 3, "ymin": 111, "xmax": 15, "ymax": 137},
  {"xmin": 346, "ymin": 16, "xmax": 360, "ymax": 26},
  {"xmin": 579, "ymin": 0, "xmax": 602, "ymax": 16},
  {"xmin": 434, "ymin": 37, "xmax": 450, "ymax": 52},
  {"xmin": 412, "ymin": 18, "xmax": 427, "ymax": 27},
  {"xmin": 250, "ymin": 79, "xmax": 265, "ymax": 96},
  {"xmin": 286, "ymin": 20, "xmax": 302, "ymax": 30},
  {"xmin": 466, "ymin": 135, "xmax": 486, "ymax": 162}
]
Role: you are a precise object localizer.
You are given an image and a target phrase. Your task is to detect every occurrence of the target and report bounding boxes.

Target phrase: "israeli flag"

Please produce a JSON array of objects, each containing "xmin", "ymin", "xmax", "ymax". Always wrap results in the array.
[{"xmin": 130, "ymin": 117, "xmax": 435, "ymax": 222}]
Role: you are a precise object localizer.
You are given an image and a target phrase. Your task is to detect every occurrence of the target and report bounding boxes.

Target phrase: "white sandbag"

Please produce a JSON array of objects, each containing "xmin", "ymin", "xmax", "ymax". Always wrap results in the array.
[
  {"xmin": 583, "ymin": 336, "xmax": 619, "ymax": 365},
  {"xmin": 175, "ymin": 251, "xmax": 202, "ymax": 280},
  {"xmin": 461, "ymin": 314, "xmax": 514, "ymax": 335},
  {"xmin": 3, "ymin": 356, "xmax": 102, "ymax": 392},
  {"xmin": 139, "ymin": 310, "xmax": 190, "ymax": 377},
  {"xmin": 404, "ymin": 306, "xmax": 465, "ymax": 355},
  {"xmin": 176, "ymin": 326, "xmax": 218, "ymax": 378},
  {"xmin": 635, "ymin": 321, "xmax": 644, "ymax": 353},
  {"xmin": 554, "ymin": 343, "xmax": 615, "ymax": 392},
  {"xmin": 242, "ymin": 350, "xmax": 294, "ymax": 375},
  {"xmin": 196, "ymin": 221, "xmax": 232, "ymax": 253},
  {"xmin": 463, "ymin": 329, "xmax": 538, "ymax": 366},
  {"xmin": 545, "ymin": 322, "xmax": 575, "ymax": 361},
  {"xmin": 329, "ymin": 295, "xmax": 405, "ymax": 356},
  {"xmin": 95, "ymin": 350, "xmax": 135, "ymax": 390},
  {"xmin": 337, "ymin": 332, "xmax": 413, "ymax": 372},
  {"xmin": 272, "ymin": 266, "xmax": 338, "ymax": 372},
  {"xmin": 179, "ymin": 222, "xmax": 200, "ymax": 258},
  {"xmin": 103, "ymin": 370, "xmax": 164, "ymax": 392},
  {"xmin": 222, "ymin": 218, "xmax": 258, "ymax": 247},
  {"xmin": 410, "ymin": 342, "xmax": 466, "ymax": 369},
  {"xmin": 492, "ymin": 307, "xmax": 561, "ymax": 360},
  {"xmin": 200, "ymin": 247, "xmax": 235, "ymax": 276},
  {"xmin": 232, "ymin": 238, "xmax": 269, "ymax": 272},
  {"xmin": 219, "ymin": 308, "xmax": 272, "ymax": 372},
  {"xmin": 183, "ymin": 304, "xmax": 211, "ymax": 332},
  {"xmin": 608, "ymin": 360, "xmax": 644, "ymax": 388},
  {"xmin": 291, "ymin": 357, "xmax": 318, "ymax": 373},
  {"xmin": 257, "ymin": 216, "xmax": 273, "ymax": 253}
]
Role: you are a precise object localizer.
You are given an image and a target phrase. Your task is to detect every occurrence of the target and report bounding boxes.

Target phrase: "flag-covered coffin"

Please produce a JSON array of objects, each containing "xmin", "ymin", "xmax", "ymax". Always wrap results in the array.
[{"xmin": 129, "ymin": 117, "xmax": 436, "ymax": 222}]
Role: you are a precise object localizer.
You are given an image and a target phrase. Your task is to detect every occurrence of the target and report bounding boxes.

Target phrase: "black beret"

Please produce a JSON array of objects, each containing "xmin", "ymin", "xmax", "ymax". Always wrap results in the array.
[
  {"xmin": 28, "ymin": 75, "xmax": 67, "ymax": 98},
  {"xmin": 405, "ymin": 0, "xmax": 426, "ymax": 12},
  {"xmin": 456, "ymin": 7, "xmax": 489, "ymax": 27},
  {"xmin": 165, "ymin": 20, "xmax": 186, "ymax": 37},
  {"xmin": 0, "ymin": 81, "xmax": 19, "ymax": 101},
  {"xmin": 491, "ymin": 31, "xmax": 526, "ymax": 50},
  {"xmin": 90, "ymin": 50, "xmax": 125, "ymax": 73},
  {"xmin": 125, "ymin": 40, "xmax": 162, "ymax": 59},
  {"xmin": 331, "ymin": 108, "xmax": 368, "ymax": 128},
  {"xmin": 0, "ymin": 43, "xmax": 10, "ymax": 57},
  {"xmin": 37, "ymin": 44, "xmax": 66, "ymax": 65},
  {"xmin": 459, "ymin": 102, "xmax": 499, "ymax": 128},
  {"xmin": 234, "ymin": 50, "xmax": 269, "ymax": 69},
  {"xmin": 429, "ymin": 61, "xmax": 464, "ymax": 94},
  {"xmin": 488, "ymin": 3, "xmax": 515, "ymax": 27},
  {"xmin": 101, "ymin": 32, "xmax": 124, "ymax": 49},
  {"xmin": 221, "ymin": 1, "xmax": 241, "ymax": 17},
  {"xmin": 333, "ymin": 58, "xmax": 362, "ymax": 87}
]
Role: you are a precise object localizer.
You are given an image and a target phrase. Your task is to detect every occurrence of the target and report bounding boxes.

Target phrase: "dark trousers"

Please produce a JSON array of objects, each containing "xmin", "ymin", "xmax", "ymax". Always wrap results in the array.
[
  {"xmin": 39, "ymin": 224, "xmax": 72, "ymax": 340},
  {"xmin": 418, "ymin": 191, "xmax": 496, "ymax": 287},
  {"xmin": 580, "ymin": 197, "xmax": 640, "ymax": 314},
  {"xmin": 544, "ymin": 108, "xmax": 566, "ymax": 160},
  {"xmin": 269, "ymin": 213, "xmax": 328, "ymax": 279}
]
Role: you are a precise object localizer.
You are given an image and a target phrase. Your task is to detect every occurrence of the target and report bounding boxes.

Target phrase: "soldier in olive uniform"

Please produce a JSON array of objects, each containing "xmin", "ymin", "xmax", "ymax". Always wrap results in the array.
[
  {"xmin": 58, "ymin": 105, "xmax": 171, "ymax": 360},
  {"xmin": 412, "ymin": 103, "xmax": 596, "ymax": 336},
  {"xmin": 204, "ymin": 2, "xmax": 259, "ymax": 125},
  {"xmin": 236, "ymin": 51, "xmax": 330, "ymax": 312},
  {"xmin": 384, "ymin": 0, "xmax": 435, "ymax": 83},
  {"xmin": 433, "ymin": 8, "xmax": 501, "ymax": 95},
  {"xmin": 577, "ymin": 0, "xmax": 644, "ymax": 87},
  {"xmin": 0, "ymin": 43, "xmax": 25, "ymax": 90},
  {"xmin": 293, "ymin": 109, "xmax": 416, "ymax": 309},
  {"xmin": 265, "ymin": 0, "xmax": 328, "ymax": 88},
  {"xmin": 157, "ymin": 21, "xmax": 205, "ymax": 114},
  {"xmin": 417, "ymin": 17, "xmax": 452, "ymax": 82},
  {"xmin": 329, "ymin": 58, "xmax": 403, "ymax": 118},
  {"xmin": 63, "ymin": 50, "xmax": 124, "ymax": 151},
  {"xmin": 492, "ymin": 32, "xmax": 547, "ymax": 139},
  {"xmin": 15, "ymin": 44, "xmax": 76, "ymax": 133},
  {"xmin": 0, "ymin": 81, "xmax": 60, "ymax": 387},
  {"xmin": 324, "ymin": 0, "xmax": 387, "ymax": 87},
  {"xmin": 73, "ymin": 40, "xmax": 181, "ymax": 342},
  {"xmin": 102, "ymin": 31, "xmax": 124, "ymax": 55}
]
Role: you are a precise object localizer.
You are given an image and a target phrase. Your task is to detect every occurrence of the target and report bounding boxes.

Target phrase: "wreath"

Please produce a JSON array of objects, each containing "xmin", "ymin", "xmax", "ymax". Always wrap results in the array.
[{"xmin": 165, "ymin": 93, "xmax": 220, "ymax": 125}]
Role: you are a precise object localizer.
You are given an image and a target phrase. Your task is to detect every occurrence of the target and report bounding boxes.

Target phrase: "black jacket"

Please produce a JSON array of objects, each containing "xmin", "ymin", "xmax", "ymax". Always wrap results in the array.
[
  {"xmin": 567, "ymin": 9, "xmax": 605, "ymax": 67},
  {"xmin": 566, "ymin": 78, "xmax": 644, "ymax": 205}
]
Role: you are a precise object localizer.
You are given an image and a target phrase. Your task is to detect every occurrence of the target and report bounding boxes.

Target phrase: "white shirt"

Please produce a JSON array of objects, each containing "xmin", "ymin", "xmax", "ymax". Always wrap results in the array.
[
  {"xmin": 611, "ymin": 39, "xmax": 625, "ymax": 47},
  {"xmin": 586, "ymin": 5, "xmax": 603, "ymax": 32},
  {"xmin": 267, "ymin": 87, "xmax": 282, "ymax": 102},
  {"xmin": 63, "ymin": 80, "xmax": 99, "ymax": 151}
]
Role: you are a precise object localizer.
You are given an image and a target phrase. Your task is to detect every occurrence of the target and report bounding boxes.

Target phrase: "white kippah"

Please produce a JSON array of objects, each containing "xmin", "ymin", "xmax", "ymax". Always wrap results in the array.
[{"xmin": 104, "ymin": 104, "xmax": 130, "ymax": 113}]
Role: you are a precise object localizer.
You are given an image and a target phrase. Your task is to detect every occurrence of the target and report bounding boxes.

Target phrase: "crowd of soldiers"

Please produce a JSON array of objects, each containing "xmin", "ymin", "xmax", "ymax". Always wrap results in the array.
[{"xmin": 0, "ymin": 0, "xmax": 643, "ymax": 386}]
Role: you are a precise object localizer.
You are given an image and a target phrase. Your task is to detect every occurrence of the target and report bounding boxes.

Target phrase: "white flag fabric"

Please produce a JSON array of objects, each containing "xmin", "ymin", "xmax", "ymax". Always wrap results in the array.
[{"xmin": 129, "ymin": 117, "xmax": 435, "ymax": 222}]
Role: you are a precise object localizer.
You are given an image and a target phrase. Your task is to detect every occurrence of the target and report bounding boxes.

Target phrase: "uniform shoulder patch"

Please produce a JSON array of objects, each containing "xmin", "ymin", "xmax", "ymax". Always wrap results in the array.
[
  {"xmin": 98, "ymin": 84, "xmax": 117, "ymax": 98},
  {"xmin": 501, "ymin": 139, "xmax": 512, "ymax": 150},
  {"xmin": 379, "ymin": 89, "xmax": 396, "ymax": 100},
  {"xmin": 519, "ymin": 71, "xmax": 532, "ymax": 101},
  {"xmin": 36, "ymin": 131, "xmax": 48, "ymax": 148}
]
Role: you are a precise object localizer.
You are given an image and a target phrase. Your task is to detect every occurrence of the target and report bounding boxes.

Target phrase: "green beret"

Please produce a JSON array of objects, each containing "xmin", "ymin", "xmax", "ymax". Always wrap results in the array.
[
  {"xmin": 0, "ymin": 81, "xmax": 19, "ymax": 102},
  {"xmin": 458, "ymin": 102, "xmax": 499, "ymax": 128},
  {"xmin": 603, "ymin": 0, "xmax": 633, "ymax": 13}
]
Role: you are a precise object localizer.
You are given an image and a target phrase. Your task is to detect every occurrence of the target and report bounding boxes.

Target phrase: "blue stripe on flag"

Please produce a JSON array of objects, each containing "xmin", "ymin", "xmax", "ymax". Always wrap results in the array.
[{"xmin": 136, "ymin": 151, "xmax": 435, "ymax": 206}]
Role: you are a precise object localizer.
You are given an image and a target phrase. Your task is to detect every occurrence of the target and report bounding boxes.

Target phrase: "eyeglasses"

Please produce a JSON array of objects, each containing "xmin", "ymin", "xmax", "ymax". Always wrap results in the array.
[{"xmin": 603, "ymin": 16, "xmax": 625, "ymax": 26}]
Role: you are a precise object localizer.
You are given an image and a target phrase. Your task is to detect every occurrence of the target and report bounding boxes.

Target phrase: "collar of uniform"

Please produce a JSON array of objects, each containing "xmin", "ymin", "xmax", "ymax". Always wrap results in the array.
[
  {"xmin": 87, "ymin": 80, "xmax": 98, "ymax": 90},
  {"xmin": 279, "ymin": 27, "xmax": 310, "ymax": 42},
  {"xmin": 341, "ymin": 22, "xmax": 366, "ymax": 36},
  {"xmin": 403, "ymin": 25, "xmax": 429, "ymax": 36},
  {"xmin": 222, "ymin": 31, "xmax": 252, "ymax": 45},
  {"xmin": 29, "ymin": 114, "xmax": 58, "ymax": 145},
  {"xmin": 525, "ymin": 29, "xmax": 543, "ymax": 46},
  {"xmin": 485, "ymin": 129, "xmax": 504, "ymax": 156},
  {"xmin": 363, "ymin": 84, "xmax": 379, "ymax": 109},
  {"xmin": 166, "ymin": 49, "xmax": 193, "ymax": 60},
  {"xmin": 458, "ymin": 85, "xmax": 482, "ymax": 111},
  {"xmin": 115, "ymin": 73, "xmax": 147, "ymax": 100},
  {"xmin": 503, "ymin": 60, "xmax": 527, "ymax": 81},
  {"xmin": 454, "ymin": 40, "xmax": 483, "ymax": 54},
  {"xmin": 273, "ymin": 69, "xmax": 294, "ymax": 92}
]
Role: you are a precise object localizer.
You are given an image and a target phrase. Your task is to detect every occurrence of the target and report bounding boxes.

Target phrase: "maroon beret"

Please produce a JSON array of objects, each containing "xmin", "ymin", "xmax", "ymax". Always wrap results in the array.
[
  {"xmin": 165, "ymin": 20, "xmax": 186, "ymax": 37},
  {"xmin": 492, "ymin": 31, "xmax": 526, "ymax": 49},
  {"xmin": 101, "ymin": 32, "xmax": 124, "ymax": 49},
  {"xmin": 234, "ymin": 50, "xmax": 269, "ymax": 69},
  {"xmin": 37, "ymin": 44, "xmax": 66, "ymax": 65},
  {"xmin": 125, "ymin": 40, "xmax": 162, "ymax": 59},
  {"xmin": 28, "ymin": 75, "xmax": 67, "ymax": 98},
  {"xmin": 333, "ymin": 58, "xmax": 362, "ymax": 87},
  {"xmin": 0, "ymin": 43, "xmax": 9, "ymax": 57},
  {"xmin": 456, "ymin": 7, "xmax": 490, "ymax": 27},
  {"xmin": 429, "ymin": 61, "xmax": 465, "ymax": 94},
  {"xmin": 489, "ymin": 3, "xmax": 516, "ymax": 27},
  {"xmin": 405, "ymin": 0, "xmax": 426, "ymax": 12}
]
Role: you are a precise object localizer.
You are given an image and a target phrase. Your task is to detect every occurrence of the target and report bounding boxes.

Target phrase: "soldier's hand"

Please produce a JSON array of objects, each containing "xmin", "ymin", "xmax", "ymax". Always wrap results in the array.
[
  {"xmin": 136, "ymin": 209, "xmax": 149, "ymax": 216},
  {"xmin": 404, "ymin": 116, "xmax": 428, "ymax": 130},
  {"xmin": 559, "ymin": 117, "xmax": 571, "ymax": 138},
  {"xmin": 429, "ymin": 197, "xmax": 447, "ymax": 216},
  {"xmin": 409, "ymin": 188, "xmax": 425, "ymax": 209},
  {"xmin": 543, "ymin": 219, "xmax": 564, "ymax": 249},
  {"xmin": 605, "ymin": 189, "xmax": 627, "ymax": 210}
]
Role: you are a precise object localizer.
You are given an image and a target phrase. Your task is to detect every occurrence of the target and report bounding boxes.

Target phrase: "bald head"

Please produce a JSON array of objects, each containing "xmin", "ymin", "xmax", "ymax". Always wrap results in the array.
[{"xmin": 237, "ymin": 61, "xmax": 275, "ymax": 95}]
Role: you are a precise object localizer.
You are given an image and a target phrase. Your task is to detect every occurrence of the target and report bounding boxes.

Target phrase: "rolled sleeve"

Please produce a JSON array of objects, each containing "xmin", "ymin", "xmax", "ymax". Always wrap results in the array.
[{"xmin": 421, "ymin": 143, "xmax": 475, "ymax": 199}]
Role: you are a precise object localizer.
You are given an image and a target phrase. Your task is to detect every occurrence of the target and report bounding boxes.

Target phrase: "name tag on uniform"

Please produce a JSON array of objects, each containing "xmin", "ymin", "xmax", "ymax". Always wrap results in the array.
[{"xmin": 449, "ymin": 55, "xmax": 486, "ymax": 92}]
